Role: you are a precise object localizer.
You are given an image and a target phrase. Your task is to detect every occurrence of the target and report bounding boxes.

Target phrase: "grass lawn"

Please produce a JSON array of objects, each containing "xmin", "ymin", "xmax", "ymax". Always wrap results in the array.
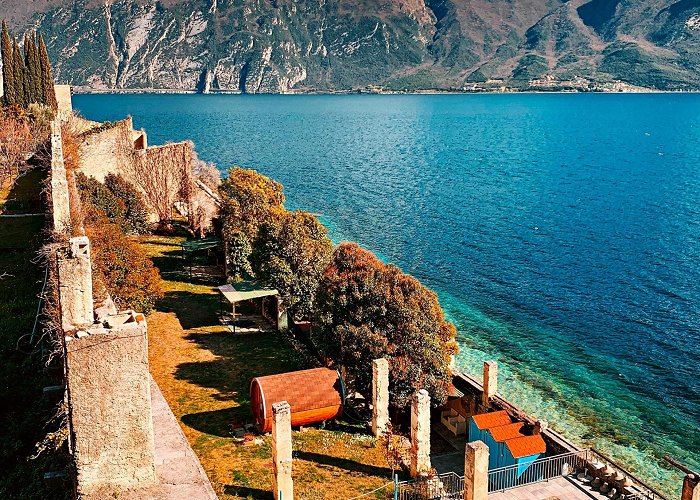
[
  {"xmin": 0, "ymin": 170, "xmax": 70, "ymax": 499},
  {"xmin": 142, "ymin": 235, "xmax": 395, "ymax": 500}
]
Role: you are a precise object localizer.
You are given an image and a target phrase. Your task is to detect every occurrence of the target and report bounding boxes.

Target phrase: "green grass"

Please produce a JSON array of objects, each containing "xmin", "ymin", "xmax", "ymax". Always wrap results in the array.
[{"xmin": 0, "ymin": 170, "xmax": 70, "ymax": 499}]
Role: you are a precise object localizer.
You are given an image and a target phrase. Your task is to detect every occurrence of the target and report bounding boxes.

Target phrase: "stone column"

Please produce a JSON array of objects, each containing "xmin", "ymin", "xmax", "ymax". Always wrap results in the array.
[
  {"xmin": 50, "ymin": 119, "xmax": 71, "ymax": 233},
  {"xmin": 464, "ymin": 441, "xmax": 489, "ymax": 500},
  {"xmin": 272, "ymin": 401, "xmax": 293, "ymax": 500},
  {"xmin": 65, "ymin": 321, "xmax": 156, "ymax": 496},
  {"xmin": 482, "ymin": 360, "xmax": 498, "ymax": 407},
  {"xmin": 683, "ymin": 474, "xmax": 700, "ymax": 500},
  {"xmin": 372, "ymin": 358, "xmax": 389, "ymax": 437},
  {"xmin": 410, "ymin": 389, "xmax": 431, "ymax": 478},
  {"xmin": 58, "ymin": 236, "xmax": 94, "ymax": 331}
]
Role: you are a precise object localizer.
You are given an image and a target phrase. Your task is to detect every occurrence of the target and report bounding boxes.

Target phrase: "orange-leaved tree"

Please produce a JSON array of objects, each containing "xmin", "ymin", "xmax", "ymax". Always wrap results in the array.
[
  {"xmin": 218, "ymin": 167, "xmax": 285, "ymax": 281},
  {"xmin": 313, "ymin": 242, "xmax": 458, "ymax": 408}
]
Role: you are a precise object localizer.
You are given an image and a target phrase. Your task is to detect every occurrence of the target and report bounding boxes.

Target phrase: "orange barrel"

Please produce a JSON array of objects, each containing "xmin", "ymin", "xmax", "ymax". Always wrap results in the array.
[{"xmin": 250, "ymin": 367, "xmax": 345, "ymax": 433}]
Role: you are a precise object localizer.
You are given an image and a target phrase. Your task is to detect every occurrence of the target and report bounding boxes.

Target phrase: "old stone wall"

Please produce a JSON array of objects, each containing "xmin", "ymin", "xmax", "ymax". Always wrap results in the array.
[
  {"xmin": 64, "ymin": 316, "xmax": 156, "ymax": 496},
  {"xmin": 50, "ymin": 119, "xmax": 71, "ymax": 233},
  {"xmin": 78, "ymin": 118, "xmax": 135, "ymax": 182}
]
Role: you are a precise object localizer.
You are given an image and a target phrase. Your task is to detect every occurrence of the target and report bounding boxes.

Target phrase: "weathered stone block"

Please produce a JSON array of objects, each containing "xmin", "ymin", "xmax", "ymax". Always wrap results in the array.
[
  {"xmin": 272, "ymin": 401, "xmax": 293, "ymax": 500},
  {"xmin": 683, "ymin": 473, "xmax": 700, "ymax": 500},
  {"xmin": 410, "ymin": 389, "xmax": 431, "ymax": 478},
  {"xmin": 65, "ymin": 324, "xmax": 156, "ymax": 496},
  {"xmin": 482, "ymin": 360, "xmax": 498, "ymax": 407},
  {"xmin": 372, "ymin": 358, "xmax": 389, "ymax": 437},
  {"xmin": 464, "ymin": 440, "xmax": 489, "ymax": 500},
  {"xmin": 58, "ymin": 237, "xmax": 94, "ymax": 331}
]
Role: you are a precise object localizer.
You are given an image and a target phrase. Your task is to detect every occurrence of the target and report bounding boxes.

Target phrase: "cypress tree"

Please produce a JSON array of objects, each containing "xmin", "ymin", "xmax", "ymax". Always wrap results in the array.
[
  {"xmin": 1, "ymin": 20, "xmax": 14, "ymax": 106},
  {"xmin": 38, "ymin": 33, "xmax": 56, "ymax": 110},
  {"xmin": 12, "ymin": 37, "xmax": 26, "ymax": 107},
  {"xmin": 24, "ymin": 32, "xmax": 41, "ymax": 104}
]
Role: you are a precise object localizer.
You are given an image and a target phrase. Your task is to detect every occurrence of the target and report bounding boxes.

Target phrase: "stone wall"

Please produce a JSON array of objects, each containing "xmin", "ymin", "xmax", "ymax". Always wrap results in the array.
[
  {"xmin": 78, "ymin": 118, "xmax": 135, "ymax": 182},
  {"xmin": 64, "ymin": 316, "xmax": 156, "ymax": 496},
  {"xmin": 47, "ymin": 114, "xmax": 159, "ymax": 496},
  {"xmin": 50, "ymin": 120, "xmax": 71, "ymax": 233}
]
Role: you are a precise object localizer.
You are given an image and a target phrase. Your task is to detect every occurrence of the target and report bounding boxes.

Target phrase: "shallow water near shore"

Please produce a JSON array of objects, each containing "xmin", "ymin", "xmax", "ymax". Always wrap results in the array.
[{"xmin": 74, "ymin": 93, "xmax": 700, "ymax": 495}]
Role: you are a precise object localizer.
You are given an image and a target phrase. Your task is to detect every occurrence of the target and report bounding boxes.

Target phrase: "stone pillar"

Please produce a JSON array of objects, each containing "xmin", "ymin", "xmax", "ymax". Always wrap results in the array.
[
  {"xmin": 372, "ymin": 358, "xmax": 390, "ymax": 437},
  {"xmin": 683, "ymin": 474, "xmax": 700, "ymax": 500},
  {"xmin": 50, "ymin": 119, "xmax": 71, "ymax": 233},
  {"xmin": 464, "ymin": 441, "xmax": 489, "ymax": 500},
  {"xmin": 410, "ymin": 389, "xmax": 431, "ymax": 478},
  {"xmin": 276, "ymin": 298, "xmax": 288, "ymax": 332},
  {"xmin": 64, "ymin": 320, "xmax": 156, "ymax": 496},
  {"xmin": 482, "ymin": 360, "xmax": 498, "ymax": 407},
  {"xmin": 58, "ymin": 237, "xmax": 94, "ymax": 331},
  {"xmin": 272, "ymin": 401, "xmax": 293, "ymax": 500},
  {"xmin": 54, "ymin": 84, "xmax": 73, "ymax": 119}
]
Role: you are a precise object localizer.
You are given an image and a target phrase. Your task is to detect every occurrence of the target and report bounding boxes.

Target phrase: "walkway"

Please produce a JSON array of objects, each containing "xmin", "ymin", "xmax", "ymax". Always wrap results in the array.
[
  {"xmin": 118, "ymin": 376, "xmax": 218, "ymax": 499},
  {"xmin": 489, "ymin": 475, "xmax": 610, "ymax": 500}
]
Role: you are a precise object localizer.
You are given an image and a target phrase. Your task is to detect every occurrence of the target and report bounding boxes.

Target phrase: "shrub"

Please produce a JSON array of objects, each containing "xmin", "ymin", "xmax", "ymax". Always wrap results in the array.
[
  {"xmin": 104, "ymin": 173, "xmax": 150, "ymax": 234},
  {"xmin": 86, "ymin": 209, "xmax": 162, "ymax": 313},
  {"xmin": 76, "ymin": 172, "xmax": 125, "ymax": 223},
  {"xmin": 313, "ymin": 242, "xmax": 458, "ymax": 408}
]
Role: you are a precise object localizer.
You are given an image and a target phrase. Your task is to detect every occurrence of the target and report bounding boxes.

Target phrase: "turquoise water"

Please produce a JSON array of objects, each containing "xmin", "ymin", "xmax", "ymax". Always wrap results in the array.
[{"xmin": 73, "ymin": 94, "xmax": 700, "ymax": 495}]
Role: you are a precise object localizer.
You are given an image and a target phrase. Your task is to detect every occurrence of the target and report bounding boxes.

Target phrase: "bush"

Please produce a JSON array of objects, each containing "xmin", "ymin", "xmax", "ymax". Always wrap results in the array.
[
  {"xmin": 104, "ymin": 173, "xmax": 150, "ymax": 234},
  {"xmin": 86, "ymin": 209, "xmax": 162, "ymax": 313},
  {"xmin": 76, "ymin": 172, "xmax": 125, "ymax": 222},
  {"xmin": 313, "ymin": 242, "xmax": 458, "ymax": 408}
]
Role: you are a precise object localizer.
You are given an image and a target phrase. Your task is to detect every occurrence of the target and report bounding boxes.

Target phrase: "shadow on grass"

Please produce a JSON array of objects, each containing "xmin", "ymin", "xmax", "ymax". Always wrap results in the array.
[
  {"xmin": 294, "ymin": 451, "xmax": 393, "ymax": 477},
  {"xmin": 181, "ymin": 407, "xmax": 244, "ymax": 438},
  {"xmin": 1, "ymin": 168, "xmax": 44, "ymax": 214},
  {"xmin": 223, "ymin": 485, "xmax": 273, "ymax": 499},
  {"xmin": 174, "ymin": 330, "xmax": 305, "ymax": 427},
  {"xmin": 157, "ymin": 290, "xmax": 221, "ymax": 329}
]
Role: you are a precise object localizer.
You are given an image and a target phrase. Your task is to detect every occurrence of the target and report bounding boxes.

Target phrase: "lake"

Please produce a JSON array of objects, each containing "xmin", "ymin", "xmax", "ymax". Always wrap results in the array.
[{"xmin": 73, "ymin": 93, "xmax": 700, "ymax": 494}]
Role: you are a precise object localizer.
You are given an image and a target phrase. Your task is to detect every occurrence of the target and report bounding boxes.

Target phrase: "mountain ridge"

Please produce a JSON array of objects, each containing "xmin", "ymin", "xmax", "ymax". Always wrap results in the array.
[{"xmin": 3, "ymin": 0, "xmax": 700, "ymax": 92}]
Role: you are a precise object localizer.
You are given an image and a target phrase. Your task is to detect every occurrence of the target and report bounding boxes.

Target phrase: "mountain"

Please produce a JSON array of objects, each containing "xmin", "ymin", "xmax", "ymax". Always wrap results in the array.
[{"xmin": 2, "ymin": 0, "xmax": 700, "ymax": 92}]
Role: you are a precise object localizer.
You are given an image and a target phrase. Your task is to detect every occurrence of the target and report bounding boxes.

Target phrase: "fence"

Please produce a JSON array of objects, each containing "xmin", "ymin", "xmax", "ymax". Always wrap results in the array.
[
  {"xmin": 396, "ymin": 472, "xmax": 464, "ymax": 500},
  {"xmin": 394, "ymin": 448, "xmax": 668, "ymax": 500},
  {"xmin": 487, "ymin": 449, "xmax": 588, "ymax": 492}
]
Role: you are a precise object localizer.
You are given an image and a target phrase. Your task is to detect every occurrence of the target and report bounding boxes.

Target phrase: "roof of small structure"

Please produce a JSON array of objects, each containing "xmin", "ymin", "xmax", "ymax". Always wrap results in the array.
[
  {"xmin": 489, "ymin": 422, "xmax": 527, "ymax": 442},
  {"xmin": 251, "ymin": 367, "xmax": 344, "ymax": 416},
  {"xmin": 505, "ymin": 434, "xmax": 547, "ymax": 459},
  {"xmin": 219, "ymin": 281, "xmax": 278, "ymax": 303},
  {"xmin": 472, "ymin": 410, "xmax": 512, "ymax": 430},
  {"xmin": 181, "ymin": 236, "xmax": 221, "ymax": 253}
]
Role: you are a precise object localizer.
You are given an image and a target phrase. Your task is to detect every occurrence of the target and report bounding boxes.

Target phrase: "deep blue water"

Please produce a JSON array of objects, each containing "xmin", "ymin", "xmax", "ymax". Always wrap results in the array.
[{"xmin": 73, "ymin": 93, "xmax": 700, "ymax": 494}]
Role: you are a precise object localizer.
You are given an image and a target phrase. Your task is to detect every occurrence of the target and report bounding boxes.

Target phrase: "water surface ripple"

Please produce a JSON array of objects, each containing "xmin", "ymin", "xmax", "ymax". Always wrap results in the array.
[{"xmin": 74, "ymin": 94, "xmax": 700, "ymax": 494}]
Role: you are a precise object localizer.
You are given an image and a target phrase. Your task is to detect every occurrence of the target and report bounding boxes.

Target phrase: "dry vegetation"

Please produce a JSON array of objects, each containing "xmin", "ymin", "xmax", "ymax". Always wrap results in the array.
[{"xmin": 141, "ymin": 234, "xmax": 397, "ymax": 500}]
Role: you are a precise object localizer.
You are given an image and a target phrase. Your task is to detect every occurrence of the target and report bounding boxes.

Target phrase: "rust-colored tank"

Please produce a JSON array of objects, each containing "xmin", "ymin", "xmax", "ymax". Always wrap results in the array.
[{"xmin": 250, "ymin": 367, "xmax": 345, "ymax": 433}]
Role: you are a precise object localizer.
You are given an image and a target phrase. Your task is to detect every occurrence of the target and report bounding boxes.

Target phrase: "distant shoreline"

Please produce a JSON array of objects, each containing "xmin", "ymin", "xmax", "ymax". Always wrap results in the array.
[{"xmin": 70, "ymin": 87, "xmax": 698, "ymax": 96}]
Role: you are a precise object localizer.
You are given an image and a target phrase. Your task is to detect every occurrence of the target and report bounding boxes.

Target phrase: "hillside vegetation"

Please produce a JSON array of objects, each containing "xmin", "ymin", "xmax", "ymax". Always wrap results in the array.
[{"xmin": 2, "ymin": 0, "xmax": 700, "ymax": 91}]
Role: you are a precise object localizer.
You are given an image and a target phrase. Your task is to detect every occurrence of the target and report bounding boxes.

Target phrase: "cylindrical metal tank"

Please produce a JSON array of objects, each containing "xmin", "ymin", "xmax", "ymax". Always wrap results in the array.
[{"xmin": 250, "ymin": 367, "xmax": 345, "ymax": 433}]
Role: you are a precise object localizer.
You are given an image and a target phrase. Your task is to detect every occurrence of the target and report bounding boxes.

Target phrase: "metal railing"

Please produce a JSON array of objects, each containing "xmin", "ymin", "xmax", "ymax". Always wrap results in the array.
[
  {"xmin": 587, "ymin": 449, "xmax": 669, "ymax": 500},
  {"xmin": 487, "ymin": 449, "xmax": 589, "ymax": 493},
  {"xmin": 396, "ymin": 472, "xmax": 464, "ymax": 500}
]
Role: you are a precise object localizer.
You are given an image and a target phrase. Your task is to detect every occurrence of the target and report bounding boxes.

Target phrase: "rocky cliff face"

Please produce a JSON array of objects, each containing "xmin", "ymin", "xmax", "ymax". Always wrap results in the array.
[{"xmin": 3, "ymin": 0, "xmax": 700, "ymax": 92}]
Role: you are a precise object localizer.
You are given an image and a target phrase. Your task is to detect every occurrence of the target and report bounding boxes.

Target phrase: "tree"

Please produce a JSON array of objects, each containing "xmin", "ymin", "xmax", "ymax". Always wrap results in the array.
[
  {"xmin": 313, "ymin": 242, "xmax": 459, "ymax": 409},
  {"xmin": 225, "ymin": 230, "xmax": 253, "ymax": 282},
  {"xmin": 218, "ymin": 167, "xmax": 285, "ymax": 243},
  {"xmin": 37, "ymin": 34, "xmax": 56, "ymax": 110},
  {"xmin": 12, "ymin": 37, "xmax": 25, "ymax": 108},
  {"xmin": 23, "ymin": 32, "xmax": 40, "ymax": 105},
  {"xmin": 250, "ymin": 210, "xmax": 333, "ymax": 320},
  {"xmin": 219, "ymin": 167, "xmax": 286, "ymax": 280},
  {"xmin": 1, "ymin": 20, "xmax": 15, "ymax": 106},
  {"xmin": 0, "ymin": 108, "xmax": 32, "ymax": 185},
  {"xmin": 125, "ymin": 141, "xmax": 193, "ymax": 225}
]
